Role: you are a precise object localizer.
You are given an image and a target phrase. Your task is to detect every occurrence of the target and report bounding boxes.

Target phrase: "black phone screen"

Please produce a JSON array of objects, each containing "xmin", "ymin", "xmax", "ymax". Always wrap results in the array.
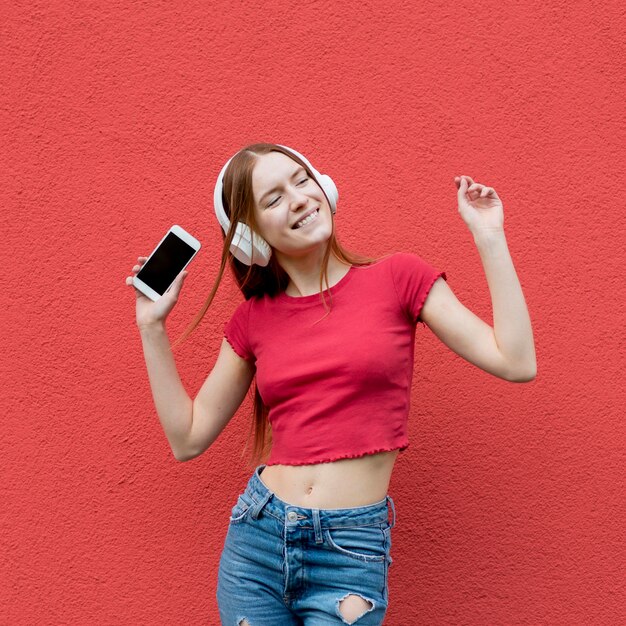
[{"xmin": 136, "ymin": 232, "xmax": 196, "ymax": 296}]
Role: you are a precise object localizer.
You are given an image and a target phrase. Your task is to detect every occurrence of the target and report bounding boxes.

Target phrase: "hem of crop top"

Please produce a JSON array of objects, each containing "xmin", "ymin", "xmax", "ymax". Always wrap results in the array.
[
  {"xmin": 264, "ymin": 440, "xmax": 410, "ymax": 466},
  {"xmin": 275, "ymin": 264, "xmax": 356, "ymax": 304}
]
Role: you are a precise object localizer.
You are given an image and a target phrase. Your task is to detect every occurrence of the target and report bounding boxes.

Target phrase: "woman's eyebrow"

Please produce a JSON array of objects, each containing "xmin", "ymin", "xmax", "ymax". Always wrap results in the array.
[{"xmin": 259, "ymin": 166, "xmax": 307, "ymax": 203}]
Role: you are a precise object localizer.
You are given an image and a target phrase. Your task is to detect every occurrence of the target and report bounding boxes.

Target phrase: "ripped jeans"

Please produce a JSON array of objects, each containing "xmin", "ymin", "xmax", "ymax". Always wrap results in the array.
[{"xmin": 216, "ymin": 464, "xmax": 396, "ymax": 625}]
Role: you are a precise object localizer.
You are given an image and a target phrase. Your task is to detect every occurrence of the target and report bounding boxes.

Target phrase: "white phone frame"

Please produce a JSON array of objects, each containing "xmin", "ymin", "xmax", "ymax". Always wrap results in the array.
[{"xmin": 132, "ymin": 224, "xmax": 201, "ymax": 301}]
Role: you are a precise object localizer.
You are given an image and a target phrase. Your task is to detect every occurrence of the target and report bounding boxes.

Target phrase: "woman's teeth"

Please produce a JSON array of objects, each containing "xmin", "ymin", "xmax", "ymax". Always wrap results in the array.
[{"xmin": 294, "ymin": 209, "xmax": 319, "ymax": 229}]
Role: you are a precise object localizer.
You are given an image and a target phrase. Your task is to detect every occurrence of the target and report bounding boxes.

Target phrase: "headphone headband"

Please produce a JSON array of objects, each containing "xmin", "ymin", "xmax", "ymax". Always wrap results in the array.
[{"xmin": 213, "ymin": 144, "xmax": 338, "ymax": 266}]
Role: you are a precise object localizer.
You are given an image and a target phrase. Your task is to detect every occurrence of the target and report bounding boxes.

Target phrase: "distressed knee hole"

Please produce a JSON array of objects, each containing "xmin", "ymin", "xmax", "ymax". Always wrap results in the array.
[
  {"xmin": 237, "ymin": 619, "xmax": 251, "ymax": 626},
  {"xmin": 337, "ymin": 593, "xmax": 375, "ymax": 624}
]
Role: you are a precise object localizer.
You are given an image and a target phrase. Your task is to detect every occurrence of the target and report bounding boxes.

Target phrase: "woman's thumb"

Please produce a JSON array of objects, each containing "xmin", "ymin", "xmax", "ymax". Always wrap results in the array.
[
  {"xmin": 457, "ymin": 176, "xmax": 467, "ymax": 198},
  {"xmin": 169, "ymin": 270, "xmax": 187, "ymax": 295}
]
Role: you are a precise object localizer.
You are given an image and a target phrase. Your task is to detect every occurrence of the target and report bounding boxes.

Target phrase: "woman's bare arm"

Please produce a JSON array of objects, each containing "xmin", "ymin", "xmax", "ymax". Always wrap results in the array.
[
  {"xmin": 185, "ymin": 338, "xmax": 255, "ymax": 461},
  {"xmin": 138, "ymin": 323, "xmax": 194, "ymax": 459},
  {"xmin": 128, "ymin": 256, "xmax": 255, "ymax": 461},
  {"xmin": 420, "ymin": 176, "xmax": 536, "ymax": 381},
  {"xmin": 420, "ymin": 230, "xmax": 536, "ymax": 382},
  {"xmin": 139, "ymin": 327, "xmax": 255, "ymax": 462}
]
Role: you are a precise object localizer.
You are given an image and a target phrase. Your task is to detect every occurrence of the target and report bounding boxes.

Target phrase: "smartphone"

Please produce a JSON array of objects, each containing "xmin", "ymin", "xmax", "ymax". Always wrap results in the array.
[{"xmin": 132, "ymin": 225, "xmax": 201, "ymax": 301}]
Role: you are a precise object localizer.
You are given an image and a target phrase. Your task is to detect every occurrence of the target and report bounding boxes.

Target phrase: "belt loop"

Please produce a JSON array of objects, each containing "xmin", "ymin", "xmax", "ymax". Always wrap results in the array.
[
  {"xmin": 249, "ymin": 488, "xmax": 272, "ymax": 520},
  {"xmin": 312, "ymin": 509, "xmax": 323, "ymax": 543},
  {"xmin": 386, "ymin": 495, "xmax": 396, "ymax": 529}
]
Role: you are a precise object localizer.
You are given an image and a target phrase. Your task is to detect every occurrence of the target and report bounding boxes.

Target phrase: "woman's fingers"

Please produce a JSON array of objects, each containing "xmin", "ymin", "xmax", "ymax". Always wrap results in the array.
[
  {"xmin": 455, "ymin": 176, "xmax": 498, "ymax": 200},
  {"xmin": 455, "ymin": 175, "xmax": 475, "ymax": 189},
  {"xmin": 165, "ymin": 270, "xmax": 187, "ymax": 299},
  {"xmin": 132, "ymin": 257, "xmax": 147, "ymax": 273},
  {"xmin": 126, "ymin": 256, "xmax": 147, "ymax": 285},
  {"xmin": 457, "ymin": 177, "xmax": 492, "ymax": 201}
]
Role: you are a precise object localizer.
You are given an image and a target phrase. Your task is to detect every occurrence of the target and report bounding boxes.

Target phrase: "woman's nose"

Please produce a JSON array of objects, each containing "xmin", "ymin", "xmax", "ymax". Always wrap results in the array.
[{"xmin": 289, "ymin": 188, "xmax": 308, "ymax": 208}]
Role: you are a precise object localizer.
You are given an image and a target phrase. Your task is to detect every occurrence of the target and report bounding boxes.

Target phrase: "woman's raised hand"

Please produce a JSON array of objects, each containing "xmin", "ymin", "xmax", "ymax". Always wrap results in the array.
[
  {"xmin": 454, "ymin": 175, "xmax": 504, "ymax": 236},
  {"xmin": 125, "ymin": 256, "xmax": 188, "ymax": 330}
]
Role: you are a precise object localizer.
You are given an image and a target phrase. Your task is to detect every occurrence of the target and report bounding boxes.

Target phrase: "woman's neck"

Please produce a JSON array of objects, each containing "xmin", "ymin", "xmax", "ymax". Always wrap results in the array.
[{"xmin": 282, "ymin": 254, "xmax": 351, "ymax": 298}]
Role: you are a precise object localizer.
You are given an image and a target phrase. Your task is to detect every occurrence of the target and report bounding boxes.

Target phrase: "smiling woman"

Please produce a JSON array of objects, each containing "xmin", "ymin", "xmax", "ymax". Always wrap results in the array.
[
  {"xmin": 249, "ymin": 151, "xmax": 335, "ymax": 265},
  {"xmin": 127, "ymin": 141, "xmax": 536, "ymax": 624}
]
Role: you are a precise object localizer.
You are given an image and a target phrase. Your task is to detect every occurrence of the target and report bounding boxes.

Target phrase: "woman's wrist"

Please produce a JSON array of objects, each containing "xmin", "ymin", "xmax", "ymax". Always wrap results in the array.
[
  {"xmin": 138, "ymin": 321, "xmax": 167, "ymax": 335},
  {"xmin": 472, "ymin": 227, "xmax": 506, "ymax": 248}
]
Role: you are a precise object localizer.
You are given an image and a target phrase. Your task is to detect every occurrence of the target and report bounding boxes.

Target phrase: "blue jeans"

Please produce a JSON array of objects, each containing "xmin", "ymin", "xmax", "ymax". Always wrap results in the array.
[{"xmin": 216, "ymin": 464, "xmax": 396, "ymax": 625}]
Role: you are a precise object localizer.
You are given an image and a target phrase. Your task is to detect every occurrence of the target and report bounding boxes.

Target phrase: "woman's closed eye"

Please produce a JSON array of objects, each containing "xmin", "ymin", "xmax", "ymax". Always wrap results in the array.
[{"xmin": 267, "ymin": 178, "xmax": 309, "ymax": 208}]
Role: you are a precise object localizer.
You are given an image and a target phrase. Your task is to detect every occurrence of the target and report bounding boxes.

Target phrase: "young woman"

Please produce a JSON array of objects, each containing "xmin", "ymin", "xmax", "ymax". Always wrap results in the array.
[{"xmin": 126, "ymin": 143, "xmax": 536, "ymax": 625}]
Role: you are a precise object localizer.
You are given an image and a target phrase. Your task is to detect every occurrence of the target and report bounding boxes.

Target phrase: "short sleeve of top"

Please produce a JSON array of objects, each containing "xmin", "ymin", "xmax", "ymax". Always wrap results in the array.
[
  {"xmin": 223, "ymin": 298, "xmax": 255, "ymax": 363},
  {"xmin": 390, "ymin": 251, "xmax": 447, "ymax": 325}
]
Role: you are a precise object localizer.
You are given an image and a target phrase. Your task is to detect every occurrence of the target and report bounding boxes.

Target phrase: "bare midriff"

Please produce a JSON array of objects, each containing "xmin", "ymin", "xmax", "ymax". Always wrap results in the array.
[{"xmin": 258, "ymin": 449, "xmax": 400, "ymax": 509}]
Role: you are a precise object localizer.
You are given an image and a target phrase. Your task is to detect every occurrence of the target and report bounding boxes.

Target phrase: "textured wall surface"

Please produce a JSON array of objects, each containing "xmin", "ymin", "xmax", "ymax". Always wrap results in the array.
[{"xmin": 2, "ymin": 1, "xmax": 624, "ymax": 624}]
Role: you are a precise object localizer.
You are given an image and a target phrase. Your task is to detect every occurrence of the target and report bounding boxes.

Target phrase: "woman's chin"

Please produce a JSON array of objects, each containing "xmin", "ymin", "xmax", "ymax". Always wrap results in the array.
[{"xmin": 275, "ymin": 238, "xmax": 332, "ymax": 259}]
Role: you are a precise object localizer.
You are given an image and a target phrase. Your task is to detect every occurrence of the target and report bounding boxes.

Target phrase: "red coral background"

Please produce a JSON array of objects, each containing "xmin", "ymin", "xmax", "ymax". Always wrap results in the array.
[{"xmin": 2, "ymin": 1, "xmax": 624, "ymax": 623}]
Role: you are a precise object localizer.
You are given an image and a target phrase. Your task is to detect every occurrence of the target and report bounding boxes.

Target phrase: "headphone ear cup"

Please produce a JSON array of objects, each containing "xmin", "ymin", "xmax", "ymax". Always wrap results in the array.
[
  {"xmin": 231, "ymin": 221, "xmax": 272, "ymax": 267},
  {"xmin": 318, "ymin": 174, "xmax": 338, "ymax": 214},
  {"xmin": 213, "ymin": 156, "xmax": 272, "ymax": 267}
]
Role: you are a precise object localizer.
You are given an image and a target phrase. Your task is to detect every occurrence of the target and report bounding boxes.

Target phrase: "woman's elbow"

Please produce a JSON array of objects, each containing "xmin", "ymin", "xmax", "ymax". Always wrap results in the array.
[
  {"xmin": 507, "ymin": 362, "xmax": 537, "ymax": 382},
  {"xmin": 173, "ymin": 446, "xmax": 203, "ymax": 462}
]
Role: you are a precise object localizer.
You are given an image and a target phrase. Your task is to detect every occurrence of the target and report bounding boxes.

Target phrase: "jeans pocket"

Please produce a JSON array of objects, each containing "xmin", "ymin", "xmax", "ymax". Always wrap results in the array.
[
  {"xmin": 229, "ymin": 494, "xmax": 252, "ymax": 524},
  {"xmin": 324, "ymin": 524, "xmax": 387, "ymax": 562}
]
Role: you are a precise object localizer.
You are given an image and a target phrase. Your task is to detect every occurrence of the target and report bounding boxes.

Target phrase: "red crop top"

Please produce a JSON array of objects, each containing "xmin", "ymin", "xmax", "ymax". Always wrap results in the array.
[{"xmin": 223, "ymin": 252, "xmax": 447, "ymax": 466}]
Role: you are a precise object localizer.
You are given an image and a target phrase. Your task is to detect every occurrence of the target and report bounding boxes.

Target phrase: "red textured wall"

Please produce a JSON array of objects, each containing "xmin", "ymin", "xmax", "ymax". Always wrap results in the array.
[{"xmin": 2, "ymin": 1, "xmax": 624, "ymax": 624}]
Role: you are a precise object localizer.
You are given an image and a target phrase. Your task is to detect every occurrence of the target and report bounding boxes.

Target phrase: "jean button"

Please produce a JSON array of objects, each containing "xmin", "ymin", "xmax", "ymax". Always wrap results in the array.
[{"xmin": 287, "ymin": 511, "xmax": 298, "ymax": 522}]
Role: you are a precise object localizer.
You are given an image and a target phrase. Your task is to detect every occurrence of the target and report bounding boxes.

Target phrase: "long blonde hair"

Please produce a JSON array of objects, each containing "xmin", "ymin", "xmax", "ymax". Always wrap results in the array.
[{"xmin": 172, "ymin": 143, "xmax": 379, "ymax": 466}]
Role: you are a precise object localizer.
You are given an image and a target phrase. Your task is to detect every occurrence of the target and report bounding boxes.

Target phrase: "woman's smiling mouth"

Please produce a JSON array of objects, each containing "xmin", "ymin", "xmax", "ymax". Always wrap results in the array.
[{"xmin": 292, "ymin": 208, "xmax": 320, "ymax": 229}]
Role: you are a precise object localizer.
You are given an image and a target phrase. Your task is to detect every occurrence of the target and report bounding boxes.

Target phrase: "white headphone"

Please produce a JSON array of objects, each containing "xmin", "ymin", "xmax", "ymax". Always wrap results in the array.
[{"xmin": 213, "ymin": 145, "xmax": 339, "ymax": 266}]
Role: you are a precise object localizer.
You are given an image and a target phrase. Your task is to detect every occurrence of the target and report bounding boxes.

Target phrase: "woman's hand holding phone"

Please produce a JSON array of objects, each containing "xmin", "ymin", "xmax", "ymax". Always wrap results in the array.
[{"xmin": 125, "ymin": 256, "xmax": 188, "ymax": 330}]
